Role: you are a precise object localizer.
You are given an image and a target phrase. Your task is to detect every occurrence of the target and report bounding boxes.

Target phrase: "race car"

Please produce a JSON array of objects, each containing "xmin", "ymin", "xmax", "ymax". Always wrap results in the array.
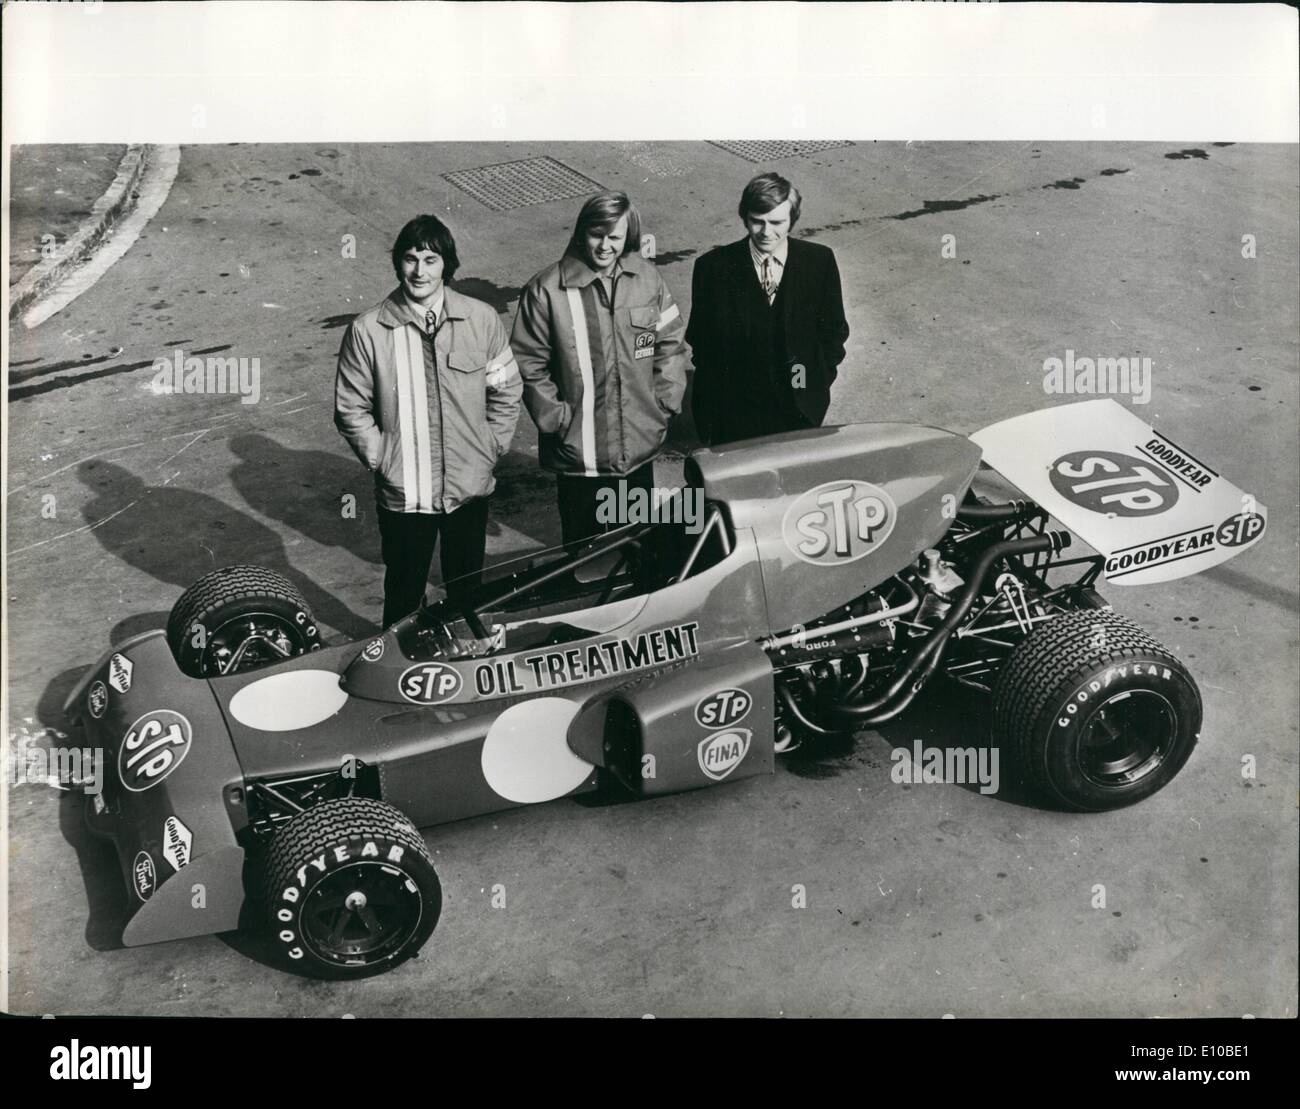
[{"xmin": 64, "ymin": 399, "xmax": 1267, "ymax": 979}]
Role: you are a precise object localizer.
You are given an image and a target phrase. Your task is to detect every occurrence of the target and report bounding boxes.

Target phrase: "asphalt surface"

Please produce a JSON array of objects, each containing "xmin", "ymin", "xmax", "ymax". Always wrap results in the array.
[
  {"xmin": 5, "ymin": 140, "xmax": 1298, "ymax": 1017},
  {"xmin": 7, "ymin": 145, "xmax": 128, "ymax": 289}
]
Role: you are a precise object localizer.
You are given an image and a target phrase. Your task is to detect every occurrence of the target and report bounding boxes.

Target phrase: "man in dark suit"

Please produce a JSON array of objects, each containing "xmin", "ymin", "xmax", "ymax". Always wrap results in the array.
[{"xmin": 686, "ymin": 173, "xmax": 850, "ymax": 446}]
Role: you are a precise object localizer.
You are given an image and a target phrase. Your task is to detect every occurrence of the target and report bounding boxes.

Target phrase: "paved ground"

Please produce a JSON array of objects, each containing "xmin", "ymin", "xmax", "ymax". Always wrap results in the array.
[
  {"xmin": 5, "ymin": 140, "xmax": 1298, "ymax": 1016},
  {"xmin": 7, "ymin": 145, "xmax": 127, "ymax": 289}
]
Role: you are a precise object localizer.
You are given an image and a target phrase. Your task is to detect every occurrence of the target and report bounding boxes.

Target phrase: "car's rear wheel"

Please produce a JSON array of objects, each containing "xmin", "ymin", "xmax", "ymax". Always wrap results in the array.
[
  {"xmin": 263, "ymin": 797, "xmax": 441, "ymax": 980},
  {"xmin": 166, "ymin": 565, "xmax": 320, "ymax": 677},
  {"xmin": 992, "ymin": 609, "xmax": 1201, "ymax": 811}
]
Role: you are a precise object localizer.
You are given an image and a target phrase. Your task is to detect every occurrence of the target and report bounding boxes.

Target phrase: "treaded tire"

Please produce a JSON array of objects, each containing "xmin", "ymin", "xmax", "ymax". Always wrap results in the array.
[
  {"xmin": 992, "ymin": 610, "xmax": 1201, "ymax": 812},
  {"xmin": 263, "ymin": 798, "xmax": 441, "ymax": 980},
  {"xmin": 166, "ymin": 564, "xmax": 320, "ymax": 677}
]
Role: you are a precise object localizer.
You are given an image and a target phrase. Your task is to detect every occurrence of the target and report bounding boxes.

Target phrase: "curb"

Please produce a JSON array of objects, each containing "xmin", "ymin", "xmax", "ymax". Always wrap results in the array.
[{"xmin": 8, "ymin": 143, "xmax": 153, "ymax": 321}]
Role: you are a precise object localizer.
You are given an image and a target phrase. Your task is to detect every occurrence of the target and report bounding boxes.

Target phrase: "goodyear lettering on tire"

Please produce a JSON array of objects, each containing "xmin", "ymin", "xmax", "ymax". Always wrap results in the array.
[
  {"xmin": 276, "ymin": 840, "xmax": 408, "ymax": 961},
  {"xmin": 1057, "ymin": 663, "xmax": 1174, "ymax": 727}
]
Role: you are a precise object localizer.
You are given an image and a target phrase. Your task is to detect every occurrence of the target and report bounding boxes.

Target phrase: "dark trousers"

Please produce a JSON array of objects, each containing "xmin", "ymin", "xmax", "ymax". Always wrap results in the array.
[
  {"xmin": 377, "ymin": 498, "xmax": 490, "ymax": 627},
  {"xmin": 555, "ymin": 463, "xmax": 655, "ymax": 549}
]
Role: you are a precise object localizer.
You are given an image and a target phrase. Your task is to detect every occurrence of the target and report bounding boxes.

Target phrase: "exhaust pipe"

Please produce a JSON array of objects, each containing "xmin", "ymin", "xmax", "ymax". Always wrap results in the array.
[{"xmin": 791, "ymin": 531, "xmax": 1070, "ymax": 730}]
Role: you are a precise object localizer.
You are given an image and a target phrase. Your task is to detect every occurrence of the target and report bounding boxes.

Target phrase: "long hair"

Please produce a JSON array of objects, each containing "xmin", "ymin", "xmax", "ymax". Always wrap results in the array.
[{"xmin": 567, "ymin": 191, "xmax": 642, "ymax": 257}]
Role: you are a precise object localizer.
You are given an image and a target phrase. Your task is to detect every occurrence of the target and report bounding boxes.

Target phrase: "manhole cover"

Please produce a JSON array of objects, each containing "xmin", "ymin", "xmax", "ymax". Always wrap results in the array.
[
  {"xmin": 708, "ymin": 140, "xmax": 855, "ymax": 163},
  {"xmin": 442, "ymin": 156, "xmax": 604, "ymax": 211}
]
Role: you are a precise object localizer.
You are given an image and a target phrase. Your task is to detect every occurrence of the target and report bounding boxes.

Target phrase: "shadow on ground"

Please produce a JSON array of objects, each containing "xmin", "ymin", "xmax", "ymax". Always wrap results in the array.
[
  {"xmin": 228, "ymin": 433, "xmax": 382, "ymax": 565},
  {"xmin": 781, "ymin": 679, "xmax": 1041, "ymax": 809},
  {"xmin": 77, "ymin": 459, "xmax": 375, "ymax": 640}
]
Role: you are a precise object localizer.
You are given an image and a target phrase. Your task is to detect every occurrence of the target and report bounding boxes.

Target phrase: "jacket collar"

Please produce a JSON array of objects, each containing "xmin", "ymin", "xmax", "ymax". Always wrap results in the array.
[
  {"xmin": 377, "ymin": 286, "xmax": 471, "ymax": 329},
  {"xmin": 558, "ymin": 250, "xmax": 650, "ymax": 289}
]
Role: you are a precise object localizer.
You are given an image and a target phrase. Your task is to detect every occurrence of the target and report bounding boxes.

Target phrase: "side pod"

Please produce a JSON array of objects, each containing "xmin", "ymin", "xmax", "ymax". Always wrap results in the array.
[{"xmin": 568, "ymin": 642, "xmax": 775, "ymax": 795}]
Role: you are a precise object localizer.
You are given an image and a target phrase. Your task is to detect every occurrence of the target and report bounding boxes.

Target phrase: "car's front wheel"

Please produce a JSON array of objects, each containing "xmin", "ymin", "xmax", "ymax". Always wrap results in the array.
[
  {"xmin": 263, "ymin": 797, "xmax": 442, "ymax": 980},
  {"xmin": 992, "ymin": 609, "xmax": 1201, "ymax": 811}
]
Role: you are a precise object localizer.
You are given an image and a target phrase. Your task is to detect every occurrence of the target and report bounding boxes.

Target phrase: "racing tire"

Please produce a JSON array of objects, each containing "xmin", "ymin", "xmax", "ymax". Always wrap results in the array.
[
  {"xmin": 263, "ymin": 797, "xmax": 442, "ymax": 980},
  {"xmin": 166, "ymin": 564, "xmax": 320, "ymax": 677},
  {"xmin": 991, "ymin": 610, "xmax": 1200, "ymax": 812}
]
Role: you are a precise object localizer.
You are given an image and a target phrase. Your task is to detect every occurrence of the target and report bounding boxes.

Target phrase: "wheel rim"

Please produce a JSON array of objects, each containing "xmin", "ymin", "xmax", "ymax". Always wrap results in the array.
[
  {"xmin": 203, "ymin": 612, "xmax": 309, "ymax": 676},
  {"xmin": 1078, "ymin": 690, "xmax": 1176, "ymax": 789},
  {"xmin": 300, "ymin": 862, "xmax": 423, "ymax": 967}
]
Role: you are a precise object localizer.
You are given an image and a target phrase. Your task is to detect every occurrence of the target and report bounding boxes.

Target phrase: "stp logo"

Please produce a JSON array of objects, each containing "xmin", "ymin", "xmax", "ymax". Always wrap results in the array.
[
  {"xmin": 783, "ymin": 480, "xmax": 896, "ymax": 565},
  {"xmin": 1216, "ymin": 510, "xmax": 1266, "ymax": 548},
  {"xmin": 119, "ymin": 709, "xmax": 192, "ymax": 792},
  {"xmin": 1049, "ymin": 451, "xmax": 1177, "ymax": 517},
  {"xmin": 698, "ymin": 729, "xmax": 752, "ymax": 781},
  {"xmin": 361, "ymin": 638, "xmax": 385, "ymax": 662},
  {"xmin": 695, "ymin": 688, "xmax": 752, "ymax": 730},
  {"xmin": 400, "ymin": 662, "xmax": 464, "ymax": 705}
]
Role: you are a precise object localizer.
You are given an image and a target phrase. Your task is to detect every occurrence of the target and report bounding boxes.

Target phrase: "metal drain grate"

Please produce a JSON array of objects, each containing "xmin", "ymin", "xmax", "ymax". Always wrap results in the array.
[
  {"xmin": 442, "ymin": 156, "xmax": 603, "ymax": 211},
  {"xmin": 708, "ymin": 139, "xmax": 855, "ymax": 163}
]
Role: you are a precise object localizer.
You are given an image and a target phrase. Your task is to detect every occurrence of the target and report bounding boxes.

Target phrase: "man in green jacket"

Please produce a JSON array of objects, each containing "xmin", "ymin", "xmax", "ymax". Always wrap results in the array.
[{"xmin": 511, "ymin": 191, "xmax": 687, "ymax": 547}]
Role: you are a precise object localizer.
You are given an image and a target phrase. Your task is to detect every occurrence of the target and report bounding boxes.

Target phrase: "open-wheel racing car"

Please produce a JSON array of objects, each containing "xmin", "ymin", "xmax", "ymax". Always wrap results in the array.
[{"xmin": 65, "ymin": 399, "xmax": 1267, "ymax": 979}]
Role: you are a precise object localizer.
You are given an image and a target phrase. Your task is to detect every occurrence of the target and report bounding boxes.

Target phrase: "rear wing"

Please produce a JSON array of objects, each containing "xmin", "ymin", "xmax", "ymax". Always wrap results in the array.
[{"xmin": 971, "ymin": 400, "xmax": 1266, "ymax": 585}]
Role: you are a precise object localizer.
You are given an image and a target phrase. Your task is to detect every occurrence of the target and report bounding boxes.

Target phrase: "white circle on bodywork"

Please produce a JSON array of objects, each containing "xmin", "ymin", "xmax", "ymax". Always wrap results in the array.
[
  {"xmin": 228, "ymin": 670, "xmax": 348, "ymax": 732},
  {"xmin": 481, "ymin": 698, "xmax": 594, "ymax": 804}
]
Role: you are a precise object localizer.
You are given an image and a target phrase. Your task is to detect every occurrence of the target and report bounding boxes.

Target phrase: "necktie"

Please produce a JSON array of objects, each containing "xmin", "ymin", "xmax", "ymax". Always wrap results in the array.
[
  {"xmin": 761, "ymin": 256, "xmax": 777, "ymax": 302},
  {"xmin": 425, "ymin": 308, "xmax": 438, "ymax": 334}
]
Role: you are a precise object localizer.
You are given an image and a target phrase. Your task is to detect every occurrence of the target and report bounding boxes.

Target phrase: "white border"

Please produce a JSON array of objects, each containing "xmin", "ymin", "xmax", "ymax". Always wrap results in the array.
[{"xmin": 2, "ymin": 2, "xmax": 1297, "ymax": 142}]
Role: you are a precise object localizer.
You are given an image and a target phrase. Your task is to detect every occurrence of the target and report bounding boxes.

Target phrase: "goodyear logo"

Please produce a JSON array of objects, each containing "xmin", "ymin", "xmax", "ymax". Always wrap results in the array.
[
  {"xmin": 698, "ymin": 729, "xmax": 752, "ymax": 781},
  {"xmin": 119, "ymin": 709, "xmax": 192, "ymax": 792},
  {"xmin": 108, "ymin": 652, "xmax": 134, "ymax": 694},
  {"xmin": 695, "ymin": 688, "xmax": 752, "ymax": 730},
  {"xmin": 782, "ymin": 480, "xmax": 896, "ymax": 565},
  {"xmin": 400, "ymin": 662, "xmax": 464, "ymax": 705},
  {"xmin": 1049, "ymin": 451, "xmax": 1177, "ymax": 517},
  {"xmin": 162, "ymin": 815, "xmax": 193, "ymax": 871}
]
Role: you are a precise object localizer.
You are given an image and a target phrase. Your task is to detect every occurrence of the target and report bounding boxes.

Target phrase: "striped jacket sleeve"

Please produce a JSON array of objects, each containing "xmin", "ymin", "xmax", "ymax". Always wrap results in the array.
[
  {"xmin": 652, "ymin": 276, "xmax": 688, "ymax": 416},
  {"xmin": 334, "ymin": 320, "xmax": 383, "ymax": 470},
  {"xmin": 484, "ymin": 314, "xmax": 523, "ymax": 456},
  {"xmin": 511, "ymin": 281, "xmax": 572, "ymax": 436}
]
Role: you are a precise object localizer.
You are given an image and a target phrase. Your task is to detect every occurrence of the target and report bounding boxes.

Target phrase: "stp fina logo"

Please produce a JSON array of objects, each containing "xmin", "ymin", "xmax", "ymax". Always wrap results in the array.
[
  {"xmin": 400, "ymin": 662, "xmax": 464, "ymax": 705},
  {"xmin": 698, "ymin": 729, "xmax": 752, "ymax": 781},
  {"xmin": 783, "ymin": 480, "xmax": 896, "ymax": 566},
  {"xmin": 119, "ymin": 709, "xmax": 192, "ymax": 792},
  {"xmin": 695, "ymin": 688, "xmax": 752, "ymax": 730}
]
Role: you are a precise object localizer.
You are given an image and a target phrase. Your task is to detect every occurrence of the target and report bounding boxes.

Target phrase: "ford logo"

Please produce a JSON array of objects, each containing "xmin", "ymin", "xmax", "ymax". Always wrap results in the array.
[{"xmin": 132, "ymin": 851, "xmax": 156, "ymax": 901}]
